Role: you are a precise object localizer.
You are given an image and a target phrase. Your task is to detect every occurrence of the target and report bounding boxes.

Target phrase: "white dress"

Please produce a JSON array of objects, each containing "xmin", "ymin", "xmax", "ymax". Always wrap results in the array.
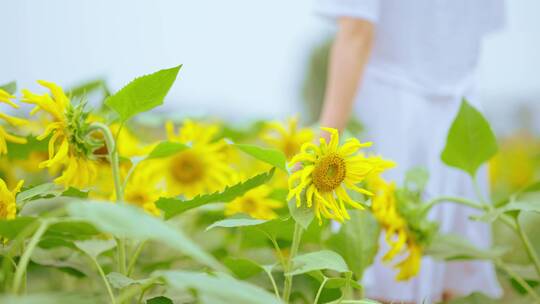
[{"xmin": 315, "ymin": 0, "xmax": 505, "ymax": 302}]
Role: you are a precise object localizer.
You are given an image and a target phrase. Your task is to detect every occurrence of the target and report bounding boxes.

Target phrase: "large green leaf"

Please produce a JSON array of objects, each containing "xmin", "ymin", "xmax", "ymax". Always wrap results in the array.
[
  {"xmin": 157, "ymin": 168, "xmax": 275, "ymax": 219},
  {"xmin": 0, "ymin": 216, "xmax": 37, "ymax": 239},
  {"xmin": 287, "ymin": 250, "xmax": 349, "ymax": 276},
  {"xmin": 234, "ymin": 144, "xmax": 287, "ymax": 172},
  {"xmin": 425, "ymin": 234, "xmax": 507, "ymax": 261},
  {"xmin": 156, "ymin": 271, "xmax": 281, "ymax": 304},
  {"xmin": 66, "ymin": 201, "xmax": 224, "ymax": 271},
  {"xmin": 146, "ymin": 141, "xmax": 188, "ymax": 159},
  {"xmin": 105, "ymin": 65, "xmax": 181, "ymax": 122},
  {"xmin": 326, "ymin": 210, "xmax": 380, "ymax": 280},
  {"xmin": 441, "ymin": 99, "xmax": 498, "ymax": 177}
]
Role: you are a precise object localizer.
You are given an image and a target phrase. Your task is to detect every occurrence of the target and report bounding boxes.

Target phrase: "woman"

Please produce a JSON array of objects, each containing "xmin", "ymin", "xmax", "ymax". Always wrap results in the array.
[{"xmin": 315, "ymin": 0, "xmax": 505, "ymax": 302}]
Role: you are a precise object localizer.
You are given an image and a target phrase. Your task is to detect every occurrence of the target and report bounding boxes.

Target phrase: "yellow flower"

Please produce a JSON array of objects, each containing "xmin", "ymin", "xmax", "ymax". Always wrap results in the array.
[
  {"xmin": 225, "ymin": 185, "xmax": 283, "ymax": 220},
  {"xmin": 163, "ymin": 120, "xmax": 235, "ymax": 198},
  {"xmin": 0, "ymin": 89, "xmax": 28, "ymax": 155},
  {"xmin": 369, "ymin": 176, "xmax": 421, "ymax": 281},
  {"xmin": 261, "ymin": 117, "xmax": 313, "ymax": 160},
  {"xmin": 21, "ymin": 81, "xmax": 98, "ymax": 188},
  {"xmin": 0, "ymin": 179, "xmax": 24, "ymax": 220},
  {"xmin": 288, "ymin": 128, "xmax": 394, "ymax": 224},
  {"xmin": 121, "ymin": 163, "xmax": 163, "ymax": 216}
]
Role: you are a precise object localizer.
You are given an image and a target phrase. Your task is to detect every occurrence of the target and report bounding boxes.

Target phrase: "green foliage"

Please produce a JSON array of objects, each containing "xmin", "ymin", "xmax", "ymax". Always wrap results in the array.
[
  {"xmin": 441, "ymin": 99, "xmax": 498, "ymax": 177},
  {"xmin": 0, "ymin": 81, "xmax": 16, "ymax": 94},
  {"xmin": 0, "ymin": 217, "xmax": 37, "ymax": 239},
  {"xmin": 74, "ymin": 239, "xmax": 116, "ymax": 258},
  {"xmin": 157, "ymin": 168, "xmax": 275, "ymax": 219},
  {"xmin": 146, "ymin": 296, "xmax": 173, "ymax": 304},
  {"xmin": 326, "ymin": 210, "xmax": 380, "ymax": 280},
  {"xmin": 445, "ymin": 292, "xmax": 499, "ymax": 304},
  {"xmin": 156, "ymin": 271, "xmax": 281, "ymax": 304},
  {"xmin": 146, "ymin": 141, "xmax": 188, "ymax": 159},
  {"xmin": 6, "ymin": 136, "xmax": 48, "ymax": 161},
  {"xmin": 206, "ymin": 217, "xmax": 268, "ymax": 231},
  {"xmin": 288, "ymin": 250, "xmax": 349, "ymax": 276},
  {"xmin": 234, "ymin": 144, "xmax": 288, "ymax": 172},
  {"xmin": 0, "ymin": 293, "xmax": 96, "ymax": 304},
  {"xmin": 67, "ymin": 78, "xmax": 110, "ymax": 99},
  {"xmin": 426, "ymin": 234, "xmax": 507, "ymax": 261},
  {"xmin": 288, "ymin": 199, "xmax": 314, "ymax": 230},
  {"xmin": 223, "ymin": 257, "xmax": 264, "ymax": 279},
  {"xmin": 105, "ymin": 65, "xmax": 181, "ymax": 122},
  {"xmin": 66, "ymin": 201, "xmax": 224, "ymax": 271}
]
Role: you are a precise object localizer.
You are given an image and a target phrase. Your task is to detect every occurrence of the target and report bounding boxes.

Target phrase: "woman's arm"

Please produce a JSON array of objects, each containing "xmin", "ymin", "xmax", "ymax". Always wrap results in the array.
[{"xmin": 319, "ymin": 17, "xmax": 374, "ymax": 135}]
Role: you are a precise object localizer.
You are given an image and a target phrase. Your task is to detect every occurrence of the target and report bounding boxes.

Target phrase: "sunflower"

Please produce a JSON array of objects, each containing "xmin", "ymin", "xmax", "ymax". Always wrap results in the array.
[
  {"xmin": 0, "ymin": 178, "xmax": 24, "ymax": 220},
  {"xmin": 163, "ymin": 120, "xmax": 235, "ymax": 198},
  {"xmin": 369, "ymin": 176, "xmax": 422, "ymax": 281},
  {"xmin": 288, "ymin": 127, "xmax": 394, "ymax": 224},
  {"xmin": 21, "ymin": 81, "xmax": 98, "ymax": 189},
  {"xmin": 261, "ymin": 117, "xmax": 313, "ymax": 160},
  {"xmin": 0, "ymin": 89, "xmax": 28, "ymax": 154},
  {"xmin": 225, "ymin": 185, "xmax": 283, "ymax": 220},
  {"xmin": 121, "ymin": 163, "xmax": 163, "ymax": 216}
]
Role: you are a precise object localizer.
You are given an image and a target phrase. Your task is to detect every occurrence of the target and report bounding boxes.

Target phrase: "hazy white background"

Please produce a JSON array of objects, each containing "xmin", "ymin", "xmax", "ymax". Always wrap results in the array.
[{"xmin": 1, "ymin": 0, "xmax": 539, "ymax": 133}]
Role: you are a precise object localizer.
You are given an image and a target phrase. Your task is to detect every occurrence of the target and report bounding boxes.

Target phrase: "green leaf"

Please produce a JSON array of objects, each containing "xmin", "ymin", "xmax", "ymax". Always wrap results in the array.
[
  {"xmin": 6, "ymin": 136, "xmax": 48, "ymax": 161},
  {"xmin": 146, "ymin": 296, "xmax": 173, "ymax": 304},
  {"xmin": 146, "ymin": 141, "xmax": 188, "ymax": 159},
  {"xmin": 0, "ymin": 217, "xmax": 37, "ymax": 239},
  {"xmin": 0, "ymin": 81, "xmax": 16, "ymax": 94},
  {"xmin": 206, "ymin": 217, "xmax": 268, "ymax": 231},
  {"xmin": 223, "ymin": 257, "xmax": 263, "ymax": 279},
  {"xmin": 445, "ymin": 292, "xmax": 498, "ymax": 304},
  {"xmin": 441, "ymin": 99, "xmax": 498, "ymax": 177},
  {"xmin": 425, "ymin": 234, "xmax": 507, "ymax": 261},
  {"xmin": 16, "ymin": 183, "xmax": 58, "ymax": 204},
  {"xmin": 45, "ymin": 220, "xmax": 100, "ymax": 241},
  {"xmin": 66, "ymin": 201, "xmax": 225, "ymax": 271},
  {"xmin": 287, "ymin": 250, "xmax": 349, "ymax": 276},
  {"xmin": 106, "ymin": 272, "xmax": 154, "ymax": 289},
  {"xmin": 288, "ymin": 199, "xmax": 314, "ymax": 230},
  {"xmin": 326, "ymin": 210, "xmax": 380, "ymax": 279},
  {"xmin": 67, "ymin": 78, "xmax": 110, "ymax": 99},
  {"xmin": 74, "ymin": 239, "xmax": 116, "ymax": 258},
  {"xmin": 61, "ymin": 187, "xmax": 89, "ymax": 199},
  {"xmin": 156, "ymin": 271, "xmax": 280, "ymax": 304},
  {"xmin": 234, "ymin": 144, "xmax": 287, "ymax": 172},
  {"xmin": 105, "ymin": 65, "xmax": 182, "ymax": 122},
  {"xmin": 157, "ymin": 168, "xmax": 275, "ymax": 220}
]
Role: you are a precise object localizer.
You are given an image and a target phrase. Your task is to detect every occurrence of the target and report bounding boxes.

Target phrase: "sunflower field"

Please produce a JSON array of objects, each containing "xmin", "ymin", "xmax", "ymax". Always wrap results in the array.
[{"xmin": 0, "ymin": 65, "xmax": 539, "ymax": 304}]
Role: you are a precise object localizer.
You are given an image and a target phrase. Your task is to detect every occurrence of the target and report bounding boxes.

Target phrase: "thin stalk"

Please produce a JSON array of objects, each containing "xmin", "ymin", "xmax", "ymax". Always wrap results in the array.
[
  {"xmin": 422, "ymin": 196, "xmax": 483, "ymax": 215},
  {"xmin": 89, "ymin": 122, "xmax": 127, "ymax": 275},
  {"xmin": 472, "ymin": 176, "xmax": 487, "ymax": 205},
  {"xmin": 283, "ymin": 222, "xmax": 303, "ymax": 303},
  {"xmin": 313, "ymin": 277, "xmax": 329, "ymax": 304},
  {"xmin": 127, "ymin": 240, "xmax": 148, "ymax": 277},
  {"xmin": 263, "ymin": 269, "xmax": 280, "ymax": 300},
  {"xmin": 88, "ymin": 255, "xmax": 116, "ymax": 304},
  {"xmin": 516, "ymin": 219, "xmax": 540, "ymax": 279},
  {"xmin": 496, "ymin": 260, "xmax": 540, "ymax": 302},
  {"xmin": 12, "ymin": 220, "xmax": 49, "ymax": 294}
]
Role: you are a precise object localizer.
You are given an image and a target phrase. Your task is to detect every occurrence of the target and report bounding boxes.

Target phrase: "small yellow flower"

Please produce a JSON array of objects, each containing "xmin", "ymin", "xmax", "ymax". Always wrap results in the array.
[
  {"xmin": 225, "ymin": 185, "xmax": 283, "ymax": 220},
  {"xmin": 121, "ymin": 163, "xmax": 163, "ymax": 216},
  {"xmin": 163, "ymin": 120, "xmax": 235, "ymax": 198},
  {"xmin": 261, "ymin": 117, "xmax": 313, "ymax": 160},
  {"xmin": 369, "ymin": 176, "xmax": 421, "ymax": 281},
  {"xmin": 0, "ymin": 89, "xmax": 28, "ymax": 154},
  {"xmin": 0, "ymin": 178, "xmax": 24, "ymax": 220},
  {"xmin": 288, "ymin": 128, "xmax": 394, "ymax": 224},
  {"xmin": 21, "ymin": 81, "xmax": 98, "ymax": 188}
]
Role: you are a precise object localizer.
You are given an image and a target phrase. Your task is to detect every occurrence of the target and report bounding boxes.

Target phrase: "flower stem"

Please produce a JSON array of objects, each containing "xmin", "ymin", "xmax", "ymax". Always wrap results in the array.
[
  {"xmin": 12, "ymin": 220, "xmax": 49, "ymax": 294},
  {"xmin": 127, "ymin": 240, "xmax": 147, "ymax": 277},
  {"xmin": 313, "ymin": 277, "xmax": 328, "ymax": 304},
  {"xmin": 89, "ymin": 122, "xmax": 127, "ymax": 275},
  {"xmin": 516, "ymin": 218, "xmax": 540, "ymax": 279},
  {"xmin": 422, "ymin": 196, "xmax": 483, "ymax": 215},
  {"xmin": 88, "ymin": 255, "xmax": 116, "ymax": 304},
  {"xmin": 283, "ymin": 222, "xmax": 303, "ymax": 303}
]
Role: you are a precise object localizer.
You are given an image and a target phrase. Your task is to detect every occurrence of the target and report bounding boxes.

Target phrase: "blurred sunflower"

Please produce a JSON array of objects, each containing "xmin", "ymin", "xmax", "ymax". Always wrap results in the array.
[
  {"xmin": 261, "ymin": 117, "xmax": 313, "ymax": 160},
  {"xmin": 21, "ymin": 81, "xmax": 99, "ymax": 189},
  {"xmin": 0, "ymin": 89, "xmax": 28, "ymax": 154},
  {"xmin": 120, "ymin": 163, "xmax": 163, "ymax": 216},
  {"xmin": 0, "ymin": 178, "xmax": 24, "ymax": 220},
  {"xmin": 225, "ymin": 185, "xmax": 283, "ymax": 220},
  {"xmin": 288, "ymin": 127, "xmax": 394, "ymax": 224},
  {"xmin": 163, "ymin": 120, "xmax": 235, "ymax": 198},
  {"xmin": 369, "ymin": 176, "xmax": 421, "ymax": 281}
]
